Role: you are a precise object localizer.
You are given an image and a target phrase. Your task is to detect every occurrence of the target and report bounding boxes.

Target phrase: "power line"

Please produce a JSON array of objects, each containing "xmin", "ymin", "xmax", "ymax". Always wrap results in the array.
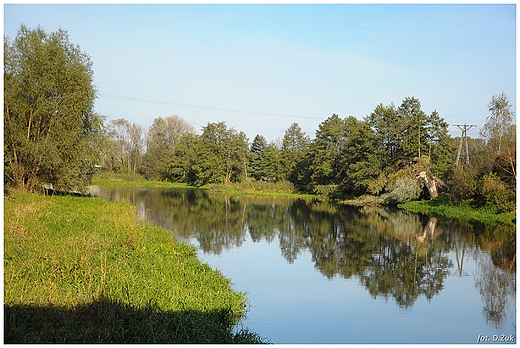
[
  {"xmin": 453, "ymin": 124, "xmax": 476, "ymax": 167},
  {"xmin": 99, "ymin": 93, "xmax": 324, "ymax": 120}
]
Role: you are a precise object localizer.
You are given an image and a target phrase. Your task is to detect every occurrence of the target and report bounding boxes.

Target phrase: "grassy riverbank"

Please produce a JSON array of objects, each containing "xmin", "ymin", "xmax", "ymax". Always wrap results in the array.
[
  {"xmin": 91, "ymin": 174, "xmax": 514, "ymax": 226},
  {"xmin": 91, "ymin": 173, "xmax": 192, "ymax": 189},
  {"xmin": 4, "ymin": 191, "xmax": 266, "ymax": 343},
  {"xmin": 399, "ymin": 197, "xmax": 516, "ymax": 225},
  {"xmin": 92, "ymin": 173, "xmax": 317, "ymax": 199},
  {"xmin": 206, "ymin": 180, "xmax": 318, "ymax": 199}
]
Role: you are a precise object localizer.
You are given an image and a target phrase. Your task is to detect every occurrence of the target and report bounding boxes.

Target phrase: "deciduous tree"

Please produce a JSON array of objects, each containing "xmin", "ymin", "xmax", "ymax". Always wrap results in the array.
[
  {"xmin": 4, "ymin": 25, "xmax": 102, "ymax": 193},
  {"xmin": 480, "ymin": 93, "xmax": 516, "ymax": 186},
  {"xmin": 309, "ymin": 114, "xmax": 345, "ymax": 185},
  {"xmin": 481, "ymin": 92, "xmax": 515, "ymax": 156},
  {"xmin": 143, "ymin": 115, "xmax": 195, "ymax": 180},
  {"xmin": 104, "ymin": 118, "xmax": 145, "ymax": 175},
  {"xmin": 194, "ymin": 122, "xmax": 250, "ymax": 186}
]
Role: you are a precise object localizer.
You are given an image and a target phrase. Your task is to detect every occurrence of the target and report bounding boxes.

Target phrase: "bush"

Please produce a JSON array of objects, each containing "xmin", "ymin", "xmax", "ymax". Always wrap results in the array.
[
  {"xmin": 476, "ymin": 172, "xmax": 516, "ymax": 214},
  {"xmin": 383, "ymin": 178, "xmax": 422, "ymax": 205},
  {"xmin": 447, "ymin": 166, "xmax": 477, "ymax": 203}
]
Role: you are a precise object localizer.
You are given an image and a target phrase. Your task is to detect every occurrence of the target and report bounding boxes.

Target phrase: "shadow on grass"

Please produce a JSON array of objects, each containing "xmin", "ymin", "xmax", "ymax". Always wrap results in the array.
[{"xmin": 5, "ymin": 296, "xmax": 265, "ymax": 344}]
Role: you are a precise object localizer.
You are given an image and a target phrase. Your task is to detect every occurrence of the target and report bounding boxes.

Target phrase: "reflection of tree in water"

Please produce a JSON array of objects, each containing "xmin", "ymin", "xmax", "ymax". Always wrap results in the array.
[
  {"xmin": 308, "ymin": 209, "xmax": 379, "ymax": 279},
  {"xmin": 91, "ymin": 187, "xmax": 515, "ymax": 314},
  {"xmin": 475, "ymin": 256, "xmax": 516, "ymax": 328},
  {"xmin": 277, "ymin": 199, "xmax": 313, "ymax": 263},
  {"xmin": 360, "ymin": 235, "xmax": 451, "ymax": 309},
  {"xmin": 474, "ymin": 223, "xmax": 516, "ymax": 328},
  {"xmin": 306, "ymin": 205, "xmax": 452, "ymax": 308}
]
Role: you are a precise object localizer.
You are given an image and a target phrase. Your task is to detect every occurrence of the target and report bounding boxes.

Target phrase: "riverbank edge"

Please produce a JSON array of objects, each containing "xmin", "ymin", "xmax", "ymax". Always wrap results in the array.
[
  {"xmin": 91, "ymin": 176, "xmax": 319, "ymax": 200},
  {"xmin": 91, "ymin": 176, "xmax": 515, "ymax": 225},
  {"xmin": 398, "ymin": 199, "xmax": 516, "ymax": 225},
  {"xmin": 4, "ymin": 190, "xmax": 267, "ymax": 343}
]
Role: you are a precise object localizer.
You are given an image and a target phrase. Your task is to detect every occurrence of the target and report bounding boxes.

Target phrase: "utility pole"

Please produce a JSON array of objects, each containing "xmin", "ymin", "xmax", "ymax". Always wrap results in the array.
[{"xmin": 454, "ymin": 124, "xmax": 476, "ymax": 167}]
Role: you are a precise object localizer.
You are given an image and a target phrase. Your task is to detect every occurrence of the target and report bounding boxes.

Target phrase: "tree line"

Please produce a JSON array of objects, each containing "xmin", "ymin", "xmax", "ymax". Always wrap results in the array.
[
  {"xmin": 4, "ymin": 25, "xmax": 516, "ymax": 212},
  {"xmin": 98, "ymin": 93, "xmax": 515, "ymax": 210}
]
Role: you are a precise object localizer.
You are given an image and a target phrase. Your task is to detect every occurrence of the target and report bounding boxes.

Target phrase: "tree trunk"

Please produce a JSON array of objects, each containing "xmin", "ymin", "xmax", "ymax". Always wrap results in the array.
[{"xmin": 416, "ymin": 171, "xmax": 442, "ymax": 199}]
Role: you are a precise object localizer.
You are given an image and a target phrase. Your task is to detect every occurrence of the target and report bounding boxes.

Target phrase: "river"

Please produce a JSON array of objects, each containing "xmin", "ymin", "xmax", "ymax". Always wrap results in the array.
[{"xmin": 89, "ymin": 186, "xmax": 516, "ymax": 344}]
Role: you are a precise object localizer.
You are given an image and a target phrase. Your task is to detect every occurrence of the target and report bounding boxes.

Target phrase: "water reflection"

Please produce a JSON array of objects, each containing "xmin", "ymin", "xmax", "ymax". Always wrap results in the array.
[{"xmin": 90, "ymin": 186, "xmax": 515, "ymax": 323}]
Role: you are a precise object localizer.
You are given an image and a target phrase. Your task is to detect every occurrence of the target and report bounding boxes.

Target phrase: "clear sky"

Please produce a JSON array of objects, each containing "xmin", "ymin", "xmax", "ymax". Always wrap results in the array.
[{"xmin": 4, "ymin": 3, "xmax": 516, "ymax": 142}]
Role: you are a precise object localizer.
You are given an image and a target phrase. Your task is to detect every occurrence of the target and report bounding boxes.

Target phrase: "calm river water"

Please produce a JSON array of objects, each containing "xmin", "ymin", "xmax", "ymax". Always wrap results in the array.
[{"xmin": 90, "ymin": 186, "xmax": 516, "ymax": 344}]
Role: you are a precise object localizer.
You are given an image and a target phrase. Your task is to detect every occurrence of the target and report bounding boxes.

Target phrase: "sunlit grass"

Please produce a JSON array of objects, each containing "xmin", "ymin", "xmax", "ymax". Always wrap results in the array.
[
  {"xmin": 399, "ymin": 197, "xmax": 516, "ymax": 225},
  {"xmin": 92, "ymin": 173, "xmax": 315, "ymax": 199},
  {"xmin": 205, "ymin": 180, "xmax": 317, "ymax": 199},
  {"xmin": 91, "ymin": 172, "xmax": 193, "ymax": 189},
  {"xmin": 4, "ymin": 191, "xmax": 266, "ymax": 343}
]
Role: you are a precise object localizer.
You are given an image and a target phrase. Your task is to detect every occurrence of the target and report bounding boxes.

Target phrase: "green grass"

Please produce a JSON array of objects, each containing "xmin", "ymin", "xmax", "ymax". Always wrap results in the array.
[
  {"xmin": 205, "ymin": 180, "xmax": 317, "ymax": 199},
  {"xmin": 91, "ymin": 173, "xmax": 193, "ymax": 189},
  {"xmin": 4, "ymin": 191, "xmax": 267, "ymax": 343},
  {"xmin": 92, "ymin": 174, "xmax": 316, "ymax": 199},
  {"xmin": 399, "ymin": 197, "xmax": 516, "ymax": 225}
]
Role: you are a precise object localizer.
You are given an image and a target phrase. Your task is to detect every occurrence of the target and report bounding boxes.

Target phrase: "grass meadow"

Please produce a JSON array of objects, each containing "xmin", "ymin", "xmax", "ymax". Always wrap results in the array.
[{"xmin": 4, "ymin": 191, "xmax": 265, "ymax": 343}]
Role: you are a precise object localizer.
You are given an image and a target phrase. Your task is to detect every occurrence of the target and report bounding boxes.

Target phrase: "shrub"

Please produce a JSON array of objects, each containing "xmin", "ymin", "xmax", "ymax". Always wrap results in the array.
[
  {"xmin": 447, "ymin": 166, "xmax": 477, "ymax": 203},
  {"xmin": 476, "ymin": 172, "xmax": 516, "ymax": 214},
  {"xmin": 383, "ymin": 178, "xmax": 422, "ymax": 205}
]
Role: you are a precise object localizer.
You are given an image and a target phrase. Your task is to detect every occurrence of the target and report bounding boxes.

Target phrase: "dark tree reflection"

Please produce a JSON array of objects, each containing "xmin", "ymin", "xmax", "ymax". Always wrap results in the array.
[
  {"xmin": 474, "ymin": 223, "xmax": 516, "ymax": 328},
  {"xmin": 360, "ymin": 235, "xmax": 451, "ymax": 309}
]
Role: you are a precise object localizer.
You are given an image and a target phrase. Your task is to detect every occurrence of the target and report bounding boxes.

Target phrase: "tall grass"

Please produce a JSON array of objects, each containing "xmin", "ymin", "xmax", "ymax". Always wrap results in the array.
[{"xmin": 4, "ymin": 191, "xmax": 266, "ymax": 343}]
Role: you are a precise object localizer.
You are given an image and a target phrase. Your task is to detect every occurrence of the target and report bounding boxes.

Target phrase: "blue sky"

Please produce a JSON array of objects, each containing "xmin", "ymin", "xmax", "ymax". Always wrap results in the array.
[{"xmin": 4, "ymin": 4, "xmax": 516, "ymax": 142}]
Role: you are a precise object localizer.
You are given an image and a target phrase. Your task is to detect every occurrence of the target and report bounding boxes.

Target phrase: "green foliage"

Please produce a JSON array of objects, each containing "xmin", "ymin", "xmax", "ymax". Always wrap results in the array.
[
  {"xmin": 309, "ymin": 114, "xmax": 345, "ymax": 185},
  {"xmin": 281, "ymin": 123, "xmax": 311, "ymax": 184},
  {"xmin": 197, "ymin": 122, "xmax": 250, "ymax": 185},
  {"xmin": 365, "ymin": 102, "xmax": 400, "ymax": 167},
  {"xmin": 338, "ymin": 116, "xmax": 381, "ymax": 196},
  {"xmin": 4, "ymin": 192, "xmax": 266, "ymax": 343},
  {"xmin": 254, "ymin": 141, "xmax": 283, "ymax": 181},
  {"xmin": 250, "ymin": 134, "xmax": 267, "ymax": 180},
  {"xmin": 94, "ymin": 93, "xmax": 514, "ymax": 212},
  {"xmin": 310, "ymin": 184, "xmax": 342, "ymax": 199},
  {"xmin": 4, "ymin": 25, "xmax": 102, "ymax": 193},
  {"xmin": 91, "ymin": 172, "xmax": 192, "ymax": 188},
  {"xmin": 168, "ymin": 133, "xmax": 201, "ymax": 184},
  {"xmin": 399, "ymin": 197, "xmax": 516, "ymax": 225},
  {"xmin": 103, "ymin": 118, "xmax": 145, "ymax": 175},
  {"xmin": 493, "ymin": 124, "xmax": 516, "ymax": 187},
  {"xmin": 481, "ymin": 92, "xmax": 515, "ymax": 155},
  {"xmin": 427, "ymin": 110, "xmax": 455, "ymax": 178},
  {"xmin": 397, "ymin": 96, "xmax": 429, "ymax": 159},
  {"xmin": 382, "ymin": 177, "xmax": 422, "ymax": 205},
  {"xmin": 168, "ymin": 123, "xmax": 251, "ymax": 187},
  {"xmin": 306, "ymin": 114, "xmax": 382, "ymax": 197},
  {"xmin": 447, "ymin": 166, "xmax": 478, "ymax": 203},
  {"xmin": 476, "ymin": 172, "xmax": 516, "ymax": 214},
  {"xmin": 142, "ymin": 115, "xmax": 195, "ymax": 180},
  {"xmin": 362, "ymin": 97, "xmax": 454, "ymax": 198}
]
